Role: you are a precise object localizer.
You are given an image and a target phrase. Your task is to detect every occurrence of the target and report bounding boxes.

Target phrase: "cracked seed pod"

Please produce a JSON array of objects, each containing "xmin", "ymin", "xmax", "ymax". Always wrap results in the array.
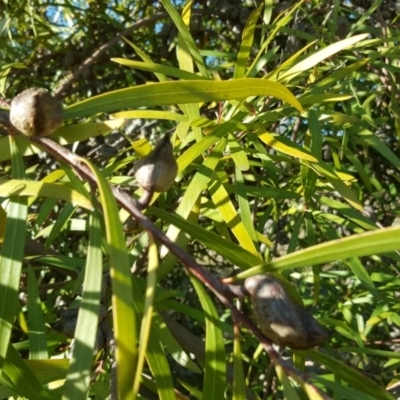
[
  {"xmin": 134, "ymin": 134, "xmax": 178, "ymax": 193},
  {"xmin": 10, "ymin": 87, "xmax": 63, "ymax": 136},
  {"xmin": 244, "ymin": 274, "xmax": 329, "ymax": 349}
]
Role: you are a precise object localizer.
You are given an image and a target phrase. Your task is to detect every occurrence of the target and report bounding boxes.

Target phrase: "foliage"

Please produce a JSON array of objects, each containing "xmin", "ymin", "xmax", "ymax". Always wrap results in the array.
[{"xmin": 1, "ymin": 0, "xmax": 400, "ymax": 399}]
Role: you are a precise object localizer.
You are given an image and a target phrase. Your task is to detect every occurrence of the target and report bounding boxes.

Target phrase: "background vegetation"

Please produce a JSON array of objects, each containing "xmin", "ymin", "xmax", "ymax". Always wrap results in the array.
[{"xmin": 1, "ymin": 0, "xmax": 400, "ymax": 399}]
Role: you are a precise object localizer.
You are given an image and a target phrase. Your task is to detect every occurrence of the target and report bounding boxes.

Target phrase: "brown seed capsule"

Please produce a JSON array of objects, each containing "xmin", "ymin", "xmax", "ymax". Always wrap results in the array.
[
  {"xmin": 134, "ymin": 134, "xmax": 178, "ymax": 193},
  {"xmin": 9, "ymin": 87, "xmax": 63, "ymax": 136},
  {"xmin": 244, "ymin": 274, "xmax": 329, "ymax": 349}
]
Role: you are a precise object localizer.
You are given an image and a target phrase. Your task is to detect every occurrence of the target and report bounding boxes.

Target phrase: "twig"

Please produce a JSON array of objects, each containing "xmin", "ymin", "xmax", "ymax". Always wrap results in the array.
[
  {"xmin": 27, "ymin": 135, "xmax": 330, "ymax": 398},
  {"xmin": 0, "ymin": 105, "xmax": 330, "ymax": 396}
]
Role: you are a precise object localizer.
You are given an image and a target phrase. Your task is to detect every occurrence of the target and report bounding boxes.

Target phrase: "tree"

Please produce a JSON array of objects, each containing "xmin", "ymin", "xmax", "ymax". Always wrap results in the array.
[{"xmin": 0, "ymin": 0, "xmax": 400, "ymax": 399}]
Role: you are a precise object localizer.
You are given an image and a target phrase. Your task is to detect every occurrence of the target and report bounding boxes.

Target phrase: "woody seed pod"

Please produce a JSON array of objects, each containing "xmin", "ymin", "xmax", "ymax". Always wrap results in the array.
[
  {"xmin": 244, "ymin": 274, "xmax": 329, "ymax": 349},
  {"xmin": 134, "ymin": 134, "xmax": 178, "ymax": 193},
  {"xmin": 10, "ymin": 87, "xmax": 63, "ymax": 136}
]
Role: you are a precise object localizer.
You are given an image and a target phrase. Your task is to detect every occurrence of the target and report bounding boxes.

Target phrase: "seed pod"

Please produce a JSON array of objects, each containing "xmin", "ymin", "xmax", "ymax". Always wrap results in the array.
[
  {"xmin": 134, "ymin": 134, "xmax": 178, "ymax": 193},
  {"xmin": 244, "ymin": 274, "xmax": 329, "ymax": 349},
  {"xmin": 10, "ymin": 87, "xmax": 63, "ymax": 136}
]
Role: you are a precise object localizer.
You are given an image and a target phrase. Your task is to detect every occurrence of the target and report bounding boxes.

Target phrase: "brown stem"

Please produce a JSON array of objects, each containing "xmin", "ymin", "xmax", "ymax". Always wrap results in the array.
[{"xmin": 28, "ymin": 135, "xmax": 329, "ymax": 398}]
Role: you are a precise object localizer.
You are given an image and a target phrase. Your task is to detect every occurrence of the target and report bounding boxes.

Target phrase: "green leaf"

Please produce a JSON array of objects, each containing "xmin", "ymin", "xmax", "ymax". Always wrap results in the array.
[
  {"xmin": 152, "ymin": 314, "xmax": 202, "ymax": 374},
  {"xmin": 80, "ymin": 159, "xmax": 136, "ymax": 400},
  {"xmin": 308, "ymin": 161, "xmax": 362, "ymax": 210},
  {"xmin": 0, "ymin": 136, "xmax": 27, "ymax": 375},
  {"xmin": 65, "ymin": 79, "xmax": 303, "ymax": 120},
  {"xmin": 0, "ymin": 179, "xmax": 92, "ymax": 210},
  {"xmin": 237, "ymin": 225, "xmax": 400, "ymax": 277},
  {"xmin": 27, "ymin": 267, "xmax": 48, "ymax": 360},
  {"xmin": 160, "ymin": 0, "xmax": 209, "ymax": 77},
  {"xmin": 0, "ymin": 345, "xmax": 51, "ymax": 400},
  {"xmin": 145, "ymin": 332, "xmax": 176, "ymax": 400},
  {"xmin": 44, "ymin": 203, "xmax": 77, "ymax": 251},
  {"xmin": 234, "ymin": 4, "xmax": 263, "ymax": 79},
  {"xmin": 149, "ymin": 207, "xmax": 262, "ymax": 270},
  {"xmin": 209, "ymin": 175, "xmax": 259, "ymax": 256},
  {"xmin": 0, "ymin": 359, "xmax": 69, "ymax": 398},
  {"xmin": 62, "ymin": 206, "xmax": 103, "ymax": 400},
  {"xmin": 357, "ymin": 129, "xmax": 400, "ymax": 169},
  {"xmin": 111, "ymin": 109, "xmax": 188, "ymax": 122},
  {"xmin": 258, "ymin": 131, "xmax": 318, "ymax": 162},
  {"xmin": 235, "ymin": 167, "xmax": 257, "ymax": 243},
  {"xmin": 0, "ymin": 120, "xmax": 125, "ymax": 163},
  {"xmin": 190, "ymin": 277, "xmax": 226, "ymax": 400},
  {"xmin": 275, "ymin": 364, "xmax": 301, "ymax": 400},
  {"xmin": 111, "ymin": 58, "xmax": 207, "ymax": 81},
  {"xmin": 279, "ymin": 34, "xmax": 369, "ymax": 82},
  {"xmin": 228, "ymin": 134, "xmax": 250, "ymax": 171},
  {"xmin": 306, "ymin": 349, "xmax": 394, "ymax": 400},
  {"xmin": 133, "ymin": 236, "xmax": 158, "ymax": 398},
  {"xmin": 232, "ymin": 326, "xmax": 246, "ymax": 400}
]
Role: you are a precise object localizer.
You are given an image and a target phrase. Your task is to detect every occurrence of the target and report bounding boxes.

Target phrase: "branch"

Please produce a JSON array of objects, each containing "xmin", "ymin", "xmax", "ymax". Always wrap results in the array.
[{"xmin": 27, "ymin": 135, "xmax": 330, "ymax": 398}]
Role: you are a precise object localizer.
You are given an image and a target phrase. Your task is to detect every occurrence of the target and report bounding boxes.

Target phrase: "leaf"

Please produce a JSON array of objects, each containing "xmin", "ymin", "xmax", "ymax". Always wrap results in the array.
[
  {"xmin": 0, "ymin": 120, "xmax": 125, "ymax": 163},
  {"xmin": 111, "ymin": 58, "xmax": 207, "ymax": 81},
  {"xmin": 313, "ymin": 58, "xmax": 370, "ymax": 92},
  {"xmin": 0, "ymin": 179, "xmax": 92, "ymax": 210},
  {"xmin": 190, "ymin": 277, "xmax": 226, "ymax": 400},
  {"xmin": 27, "ymin": 267, "xmax": 48, "ymax": 360},
  {"xmin": 258, "ymin": 131, "xmax": 318, "ymax": 162},
  {"xmin": 160, "ymin": 0, "xmax": 209, "ymax": 77},
  {"xmin": 237, "ymin": 225, "xmax": 400, "ymax": 278},
  {"xmin": 65, "ymin": 79, "xmax": 304, "ymax": 120},
  {"xmin": 80, "ymin": 159, "xmax": 137, "ymax": 400},
  {"xmin": 279, "ymin": 34, "xmax": 369, "ymax": 82},
  {"xmin": 0, "ymin": 136, "xmax": 27, "ymax": 374},
  {"xmin": 133, "ymin": 236, "xmax": 158, "ymax": 397},
  {"xmin": 144, "ymin": 329, "xmax": 176, "ymax": 400},
  {"xmin": 149, "ymin": 207, "xmax": 262, "ymax": 269},
  {"xmin": 232, "ymin": 325, "xmax": 246, "ymax": 400},
  {"xmin": 357, "ymin": 129, "xmax": 400, "ymax": 169},
  {"xmin": 152, "ymin": 314, "xmax": 202, "ymax": 374},
  {"xmin": 209, "ymin": 176, "xmax": 259, "ymax": 256},
  {"xmin": 308, "ymin": 161, "xmax": 362, "ymax": 210},
  {"xmin": 0, "ymin": 359, "xmax": 69, "ymax": 398},
  {"xmin": 228, "ymin": 134, "xmax": 250, "ymax": 171},
  {"xmin": 305, "ymin": 349, "xmax": 394, "ymax": 400},
  {"xmin": 275, "ymin": 364, "xmax": 301, "ymax": 400},
  {"xmin": 235, "ymin": 167, "xmax": 258, "ymax": 243},
  {"xmin": 0, "ymin": 345, "xmax": 51, "ymax": 400},
  {"xmin": 300, "ymin": 93, "xmax": 353, "ymax": 105},
  {"xmin": 111, "ymin": 110, "xmax": 188, "ymax": 122},
  {"xmin": 62, "ymin": 206, "xmax": 103, "ymax": 400},
  {"xmin": 234, "ymin": 4, "xmax": 263, "ymax": 79}
]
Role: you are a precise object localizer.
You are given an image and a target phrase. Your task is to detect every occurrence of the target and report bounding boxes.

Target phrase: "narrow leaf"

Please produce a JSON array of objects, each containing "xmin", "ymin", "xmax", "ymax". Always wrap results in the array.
[
  {"xmin": 65, "ymin": 79, "xmax": 304, "ymax": 120},
  {"xmin": 279, "ymin": 34, "xmax": 369, "ymax": 82},
  {"xmin": 237, "ymin": 225, "xmax": 400, "ymax": 277},
  {"xmin": 133, "ymin": 236, "xmax": 158, "ymax": 398},
  {"xmin": 0, "ymin": 179, "xmax": 93, "ymax": 210},
  {"xmin": 191, "ymin": 277, "xmax": 226, "ymax": 400},
  {"xmin": 0, "ymin": 136, "xmax": 27, "ymax": 375},
  {"xmin": 62, "ymin": 206, "xmax": 103, "ymax": 400},
  {"xmin": 258, "ymin": 131, "xmax": 318, "ymax": 162},
  {"xmin": 27, "ymin": 267, "xmax": 48, "ymax": 360},
  {"xmin": 81, "ymin": 159, "xmax": 136, "ymax": 400},
  {"xmin": 234, "ymin": 4, "xmax": 263, "ymax": 79}
]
